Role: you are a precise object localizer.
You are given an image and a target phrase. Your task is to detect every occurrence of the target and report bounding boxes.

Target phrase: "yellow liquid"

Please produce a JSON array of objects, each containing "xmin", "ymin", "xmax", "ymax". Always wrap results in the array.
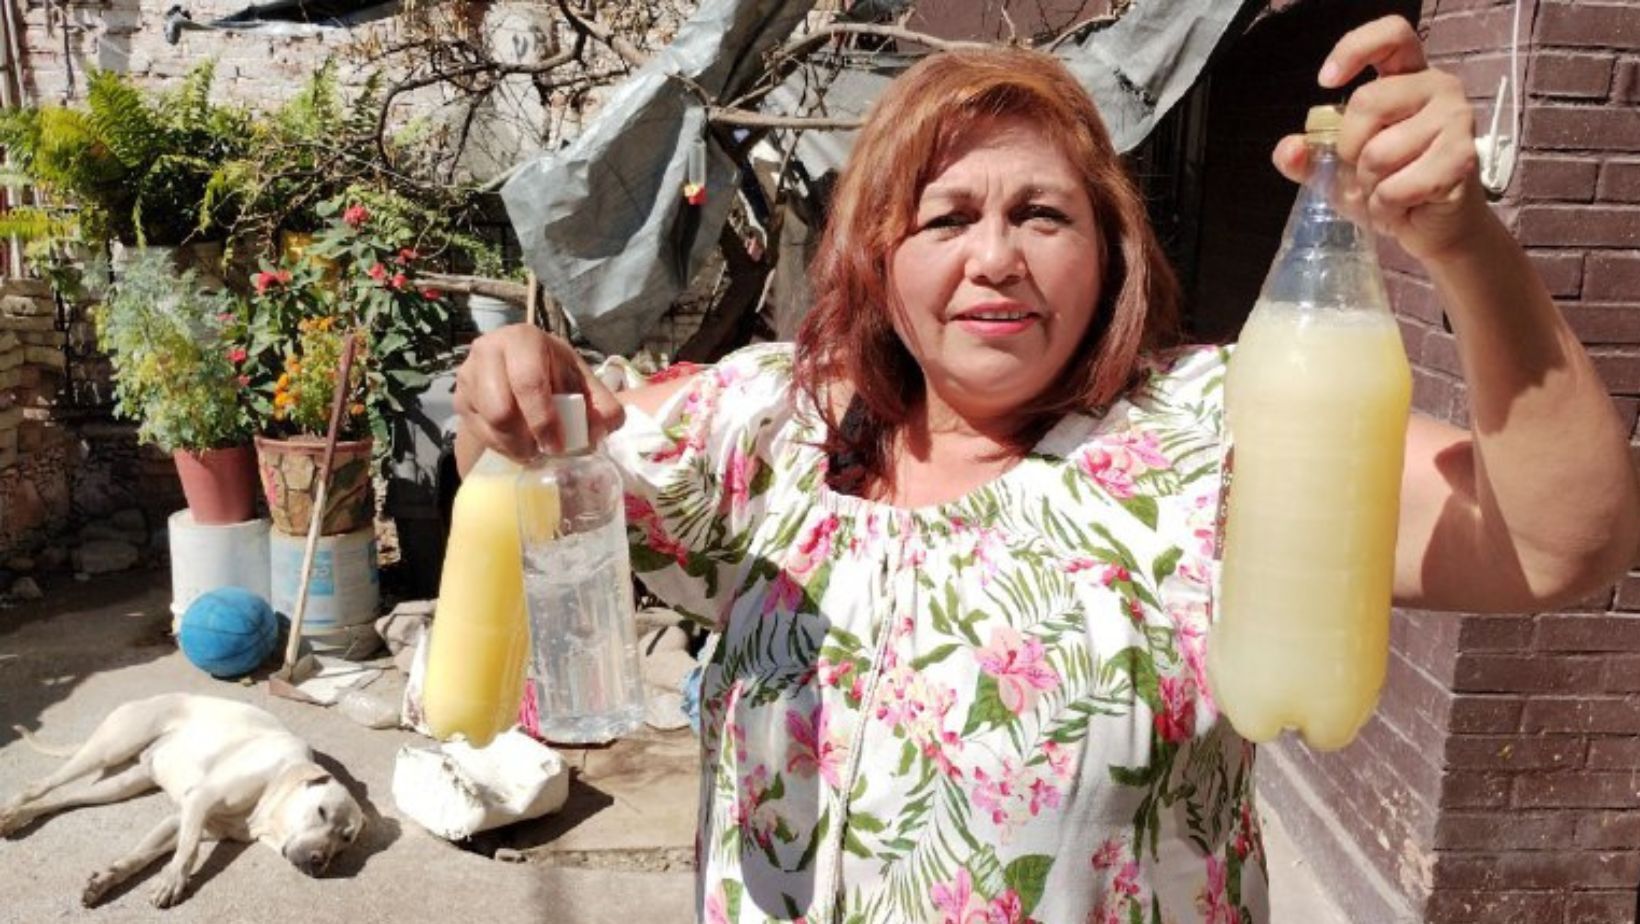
[
  {"xmin": 422, "ymin": 459, "xmax": 534, "ymax": 748},
  {"xmin": 1207, "ymin": 302, "xmax": 1412, "ymax": 751}
]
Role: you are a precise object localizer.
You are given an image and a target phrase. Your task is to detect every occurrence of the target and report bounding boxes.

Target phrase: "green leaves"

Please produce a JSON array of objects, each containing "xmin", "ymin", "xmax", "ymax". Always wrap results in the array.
[
  {"xmin": 1002, "ymin": 854, "xmax": 1053, "ymax": 916},
  {"xmin": 961, "ymin": 674, "xmax": 1014, "ymax": 737}
]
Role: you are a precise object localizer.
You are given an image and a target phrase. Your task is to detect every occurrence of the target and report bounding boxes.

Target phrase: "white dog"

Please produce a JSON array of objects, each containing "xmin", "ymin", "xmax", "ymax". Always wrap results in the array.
[{"xmin": 0, "ymin": 693, "xmax": 365, "ymax": 908}]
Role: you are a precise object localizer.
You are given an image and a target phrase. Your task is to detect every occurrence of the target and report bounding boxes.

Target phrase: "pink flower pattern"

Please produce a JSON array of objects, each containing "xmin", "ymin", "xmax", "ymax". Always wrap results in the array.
[
  {"xmin": 975, "ymin": 626, "xmax": 1060, "ymax": 715},
  {"xmin": 602, "ymin": 343, "xmax": 1260, "ymax": 923},
  {"xmin": 1076, "ymin": 430, "xmax": 1172, "ymax": 499}
]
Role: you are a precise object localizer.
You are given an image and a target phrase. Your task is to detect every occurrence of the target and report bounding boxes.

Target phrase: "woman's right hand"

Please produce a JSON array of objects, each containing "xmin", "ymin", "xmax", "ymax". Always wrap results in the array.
[{"xmin": 453, "ymin": 323, "xmax": 626, "ymax": 462}]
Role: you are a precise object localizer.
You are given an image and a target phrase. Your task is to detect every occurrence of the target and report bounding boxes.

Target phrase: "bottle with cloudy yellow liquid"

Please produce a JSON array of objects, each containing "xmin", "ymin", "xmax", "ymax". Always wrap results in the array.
[
  {"xmin": 1207, "ymin": 105, "xmax": 1413, "ymax": 751},
  {"xmin": 422, "ymin": 451, "xmax": 530, "ymax": 748}
]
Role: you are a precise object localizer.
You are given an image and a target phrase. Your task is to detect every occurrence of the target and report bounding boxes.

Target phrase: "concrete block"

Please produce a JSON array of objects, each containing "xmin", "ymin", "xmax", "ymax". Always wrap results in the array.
[
  {"xmin": 0, "ymin": 279, "xmax": 51, "ymax": 299},
  {"xmin": 0, "ymin": 315, "xmax": 55, "ymax": 332},
  {"xmin": 18, "ymin": 330, "xmax": 64, "ymax": 347},
  {"xmin": 0, "ymin": 294, "xmax": 50, "ymax": 316},
  {"xmin": 24, "ymin": 347, "xmax": 65, "ymax": 369}
]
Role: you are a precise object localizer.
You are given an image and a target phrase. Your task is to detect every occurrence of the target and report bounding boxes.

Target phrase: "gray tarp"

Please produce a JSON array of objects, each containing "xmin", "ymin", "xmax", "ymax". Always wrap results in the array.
[{"xmin": 502, "ymin": 0, "xmax": 1247, "ymax": 355}]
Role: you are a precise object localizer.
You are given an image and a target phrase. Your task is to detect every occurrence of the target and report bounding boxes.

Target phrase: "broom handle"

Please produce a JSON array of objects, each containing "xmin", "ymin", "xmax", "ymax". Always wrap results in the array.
[{"xmin": 281, "ymin": 332, "xmax": 360, "ymax": 672}]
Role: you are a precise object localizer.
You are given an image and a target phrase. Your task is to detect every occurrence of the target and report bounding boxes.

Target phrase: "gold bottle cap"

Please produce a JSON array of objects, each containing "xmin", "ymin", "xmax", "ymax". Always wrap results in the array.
[{"xmin": 1305, "ymin": 104, "xmax": 1344, "ymax": 142}]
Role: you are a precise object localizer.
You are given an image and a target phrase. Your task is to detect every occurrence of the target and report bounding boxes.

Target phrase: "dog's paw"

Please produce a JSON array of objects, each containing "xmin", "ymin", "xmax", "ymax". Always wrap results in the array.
[
  {"xmin": 148, "ymin": 869, "xmax": 188, "ymax": 908},
  {"xmin": 0, "ymin": 806, "xmax": 28, "ymax": 837},
  {"xmin": 82, "ymin": 870, "xmax": 117, "ymax": 907}
]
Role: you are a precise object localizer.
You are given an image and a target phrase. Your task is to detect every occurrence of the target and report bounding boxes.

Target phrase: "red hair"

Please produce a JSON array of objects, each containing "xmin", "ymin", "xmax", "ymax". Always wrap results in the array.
[{"xmin": 792, "ymin": 46, "xmax": 1180, "ymax": 496}]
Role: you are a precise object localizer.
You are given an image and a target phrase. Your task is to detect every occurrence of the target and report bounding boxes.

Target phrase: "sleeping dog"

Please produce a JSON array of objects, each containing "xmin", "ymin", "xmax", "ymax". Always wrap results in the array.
[{"xmin": 0, "ymin": 693, "xmax": 365, "ymax": 908}]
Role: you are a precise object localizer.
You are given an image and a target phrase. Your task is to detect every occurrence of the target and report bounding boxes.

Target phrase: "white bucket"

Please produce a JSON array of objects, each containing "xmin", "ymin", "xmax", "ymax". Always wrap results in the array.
[
  {"xmin": 270, "ymin": 526, "xmax": 380, "ymax": 634},
  {"xmin": 169, "ymin": 511, "xmax": 273, "ymax": 632}
]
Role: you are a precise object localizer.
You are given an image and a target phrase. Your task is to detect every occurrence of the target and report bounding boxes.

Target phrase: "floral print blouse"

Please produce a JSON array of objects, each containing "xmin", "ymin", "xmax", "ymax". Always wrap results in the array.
[{"xmin": 605, "ymin": 343, "xmax": 1268, "ymax": 924}]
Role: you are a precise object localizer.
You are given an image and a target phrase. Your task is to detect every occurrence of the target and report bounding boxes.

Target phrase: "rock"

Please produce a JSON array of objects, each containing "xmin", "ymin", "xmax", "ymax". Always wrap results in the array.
[
  {"xmin": 78, "ymin": 523, "xmax": 128, "ymax": 543},
  {"xmin": 493, "ymin": 848, "xmax": 527, "ymax": 864},
  {"xmin": 9, "ymin": 577, "xmax": 41, "ymax": 600},
  {"xmin": 644, "ymin": 691, "xmax": 691, "ymax": 732},
  {"xmin": 635, "ymin": 606, "xmax": 687, "ymax": 637},
  {"xmin": 110, "ymin": 508, "xmax": 147, "ymax": 532},
  {"xmin": 71, "ymin": 539, "xmax": 140, "ymax": 575},
  {"xmin": 38, "ymin": 546, "xmax": 68, "ymax": 570},
  {"xmin": 641, "ymin": 648, "xmax": 699, "ymax": 694},
  {"xmin": 3, "ymin": 556, "xmax": 31, "ymax": 573},
  {"xmin": 640, "ymin": 625, "xmax": 691, "ymax": 656}
]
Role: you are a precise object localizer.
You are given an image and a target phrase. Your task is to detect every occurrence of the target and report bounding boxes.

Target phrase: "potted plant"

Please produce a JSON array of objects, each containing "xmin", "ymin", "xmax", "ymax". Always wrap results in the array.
[
  {"xmin": 231, "ymin": 198, "xmax": 453, "ymax": 535},
  {"xmin": 92, "ymin": 250, "xmax": 257, "ymax": 524}
]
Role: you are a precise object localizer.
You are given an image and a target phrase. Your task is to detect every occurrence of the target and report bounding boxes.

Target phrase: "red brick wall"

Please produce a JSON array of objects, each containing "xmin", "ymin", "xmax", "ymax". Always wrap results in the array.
[{"xmin": 1220, "ymin": 1, "xmax": 1640, "ymax": 922}]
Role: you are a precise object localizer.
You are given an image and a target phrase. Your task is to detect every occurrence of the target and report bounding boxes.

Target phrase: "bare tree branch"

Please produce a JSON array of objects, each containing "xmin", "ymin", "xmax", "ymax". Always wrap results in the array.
[{"xmin": 706, "ymin": 107, "xmax": 863, "ymax": 131}]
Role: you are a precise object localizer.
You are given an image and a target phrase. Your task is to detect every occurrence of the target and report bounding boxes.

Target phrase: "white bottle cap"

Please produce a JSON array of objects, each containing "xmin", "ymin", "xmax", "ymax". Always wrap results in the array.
[{"xmin": 552, "ymin": 393, "xmax": 590, "ymax": 453}]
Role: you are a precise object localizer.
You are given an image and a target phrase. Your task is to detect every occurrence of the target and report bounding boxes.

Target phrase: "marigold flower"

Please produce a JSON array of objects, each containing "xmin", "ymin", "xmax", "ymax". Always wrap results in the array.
[
  {"xmin": 348, "ymin": 402, "xmax": 365, "ymax": 417},
  {"xmin": 277, "ymin": 373, "xmax": 290, "ymax": 389},
  {"xmin": 274, "ymin": 392, "xmax": 294, "ymax": 408}
]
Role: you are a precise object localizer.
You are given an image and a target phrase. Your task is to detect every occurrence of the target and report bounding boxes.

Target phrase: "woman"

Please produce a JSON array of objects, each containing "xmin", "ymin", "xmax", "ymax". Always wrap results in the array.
[{"xmin": 454, "ymin": 16, "xmax": 1639, "ymax": 923}]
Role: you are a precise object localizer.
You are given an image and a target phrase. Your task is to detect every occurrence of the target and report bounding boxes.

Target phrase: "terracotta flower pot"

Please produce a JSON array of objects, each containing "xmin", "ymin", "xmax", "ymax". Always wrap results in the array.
[
  {"xmin": 173, "ymin": 445, "xmax": 258, "ymax": 525},
  {"xmin": 254, "ymin": 435, "xmax": 374, "ymax": 536}
]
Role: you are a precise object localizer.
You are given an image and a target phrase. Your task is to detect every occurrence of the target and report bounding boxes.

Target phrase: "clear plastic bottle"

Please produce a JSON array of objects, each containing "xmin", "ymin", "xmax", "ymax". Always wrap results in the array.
[
  {"xmin": 422, "ymin": 451, "xmax": 530, "ymax": 748},
  {"xmin": 518, "ymin": 394, "xmax": 644, "ymax": 744},
  {"xmin": 1206, "ymin": 104, "xmax": 1414, "ymax": 751}
]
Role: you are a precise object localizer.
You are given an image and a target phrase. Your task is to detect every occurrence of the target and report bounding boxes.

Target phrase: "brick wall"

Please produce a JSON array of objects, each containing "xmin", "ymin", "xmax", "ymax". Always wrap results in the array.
[{"xmin": 1224, "ymin": 1, "xmax": 1640, "ymax": 922}]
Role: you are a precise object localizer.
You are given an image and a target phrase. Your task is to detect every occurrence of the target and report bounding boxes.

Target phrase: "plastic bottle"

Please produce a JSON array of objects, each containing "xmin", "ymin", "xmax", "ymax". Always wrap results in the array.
[
  {"xmin": 518, "ymin": 394, "xmax": 644, "ymax": 744},
  {"xmin": 421, "ymin": 451, "xmax": 530, "ymax": 748},
  {"xmin": 1206, "ymin": 104, "xmax": 1414, "ymax": 751}
]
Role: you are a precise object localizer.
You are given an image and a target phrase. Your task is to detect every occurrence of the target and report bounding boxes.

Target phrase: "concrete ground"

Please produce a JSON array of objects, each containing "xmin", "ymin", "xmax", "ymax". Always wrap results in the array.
[{"xmin": 0, "ymin": 568, "xmax": 1349, "ymax": 924}]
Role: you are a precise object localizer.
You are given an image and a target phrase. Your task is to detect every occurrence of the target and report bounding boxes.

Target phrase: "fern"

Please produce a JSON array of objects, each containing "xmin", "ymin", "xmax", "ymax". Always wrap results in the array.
[{"xmin": 86, "ymin": 69, "xmax": 162, "ymax": 170}]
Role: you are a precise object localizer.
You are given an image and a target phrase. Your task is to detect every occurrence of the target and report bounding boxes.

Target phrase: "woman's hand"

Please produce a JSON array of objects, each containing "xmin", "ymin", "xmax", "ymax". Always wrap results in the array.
[
  {"xmin": 453, "ymin": 323, "xmax": 625, "ymax": 463},
  {"xmin": 1272, "ymin": 15, "xmax": 1492, "ymax": 263}
]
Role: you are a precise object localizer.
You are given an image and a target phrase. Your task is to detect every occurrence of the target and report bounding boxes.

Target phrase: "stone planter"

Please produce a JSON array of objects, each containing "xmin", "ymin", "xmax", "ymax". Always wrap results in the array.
[{"xmin": 254, "ymin": 434, "xmax": 374, "ymax": 536}]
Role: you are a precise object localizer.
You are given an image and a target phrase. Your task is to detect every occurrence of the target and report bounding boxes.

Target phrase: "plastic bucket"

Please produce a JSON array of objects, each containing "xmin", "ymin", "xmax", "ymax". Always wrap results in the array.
[
  {"xmin": 270, "ymin": 526, "xmax": 380, "ymax": 637},
  {"xmin": 169, "ymin": 511, "xmax": 273, "ymax": 633}
]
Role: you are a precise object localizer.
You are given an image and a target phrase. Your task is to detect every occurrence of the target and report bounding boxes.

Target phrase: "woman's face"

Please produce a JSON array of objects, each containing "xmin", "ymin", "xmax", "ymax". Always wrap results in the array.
[{"xmin": 889, "ymin": 116, "xmax": 1104, "ymax": 422}]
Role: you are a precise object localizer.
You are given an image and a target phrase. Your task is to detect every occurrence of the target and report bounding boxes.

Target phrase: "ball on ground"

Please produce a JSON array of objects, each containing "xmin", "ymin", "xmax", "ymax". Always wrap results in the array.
[{"xmin": 178, "ymin": 588, "xmax": 279, "ymax": 678}]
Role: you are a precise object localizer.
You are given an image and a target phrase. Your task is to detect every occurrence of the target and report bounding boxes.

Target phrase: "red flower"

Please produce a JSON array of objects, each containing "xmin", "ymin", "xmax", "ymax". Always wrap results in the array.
[
  {"xmin": 236, "ymin": 374, "xmax": 250, "ymax": 388},
  {"xmin": 227, "ymin": 347, "xmax": 248, "ymax": 365},
  {"xmin": 421, "ymin": 288, "xmax": 442, "ymax": 301},
  {"xmin": 390, "ymin": 272, "xmax": 408, "ymax": 290},
  {"xmin": 367, "ymin": 263, "xmax": 388, "ymax": 282},
  {"xmin": 397, "ymin": 247, "xmax": 420, "ymax": 263},
  {"xmin": 343, "ymin": 204, "xmax": 369, "ymax": 228},
  {"xmin": 252, "ymin": 270, "xmax": 291, "ymax": 295}
]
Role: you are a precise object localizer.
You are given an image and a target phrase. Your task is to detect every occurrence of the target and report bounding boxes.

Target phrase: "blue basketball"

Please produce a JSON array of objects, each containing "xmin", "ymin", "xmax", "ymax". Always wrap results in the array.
[{"xmin": 178, "ymin": 588, "xmax": 279, "ymax": 678}]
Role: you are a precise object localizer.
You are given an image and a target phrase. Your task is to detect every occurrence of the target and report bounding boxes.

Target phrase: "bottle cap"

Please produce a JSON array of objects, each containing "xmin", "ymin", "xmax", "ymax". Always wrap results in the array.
[
  {"xmin": 1305, "ymin": 104, "xmax": 1344, "ymax": 142},
  {"xmin": 553, "ymin": 393, "xmax": 589, "ymax": 453}
]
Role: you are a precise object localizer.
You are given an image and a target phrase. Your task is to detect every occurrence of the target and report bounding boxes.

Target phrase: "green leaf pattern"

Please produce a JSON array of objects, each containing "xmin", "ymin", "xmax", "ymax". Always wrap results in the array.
[{"xmin": 606, "ymin": 344, "xmax": 1268, "ymax": 923}]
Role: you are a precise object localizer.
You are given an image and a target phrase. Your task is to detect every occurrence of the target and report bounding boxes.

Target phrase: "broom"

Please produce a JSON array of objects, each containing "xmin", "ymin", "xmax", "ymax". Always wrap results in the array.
[{"xmin": 269, "ymin": 330, "xmax": 361, "ymax": 700}]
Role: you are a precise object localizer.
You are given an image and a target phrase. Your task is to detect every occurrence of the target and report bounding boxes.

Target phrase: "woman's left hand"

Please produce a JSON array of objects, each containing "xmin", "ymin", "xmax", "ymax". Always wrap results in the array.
[{"xmin": 1272, "ymin": 15, "xmax": 1492, "ymax": 263}]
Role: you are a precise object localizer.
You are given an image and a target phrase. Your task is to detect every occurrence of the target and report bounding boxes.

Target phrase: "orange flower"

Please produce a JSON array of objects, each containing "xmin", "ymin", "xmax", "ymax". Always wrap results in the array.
[
  {"xmin": 274, "ymin": 392, "xmax": 294, "ymax": 408},
  {"xmin": 348, "ymin": 402, "xmax": 365, "ymax": 417},
  {"xmin": 277, "ymin": 373, "xmax": 290, "ymax": 390}
]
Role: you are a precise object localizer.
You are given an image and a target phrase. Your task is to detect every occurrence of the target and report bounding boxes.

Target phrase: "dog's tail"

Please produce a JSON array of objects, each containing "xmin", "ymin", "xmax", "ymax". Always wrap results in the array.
[{"xmin": 12, "ymin": 726, "xmax": 78, "ymax": 758}]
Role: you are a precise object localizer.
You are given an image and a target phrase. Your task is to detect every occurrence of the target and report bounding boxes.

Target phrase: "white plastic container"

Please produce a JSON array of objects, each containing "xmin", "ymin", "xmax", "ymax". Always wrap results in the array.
[
  {"xmin": 168, "ymin": 511, "xmax": 272, "ymax": 633},
  {"xmin": 270, "ymin": 526, "xmax": 380, "ymax": 634}
]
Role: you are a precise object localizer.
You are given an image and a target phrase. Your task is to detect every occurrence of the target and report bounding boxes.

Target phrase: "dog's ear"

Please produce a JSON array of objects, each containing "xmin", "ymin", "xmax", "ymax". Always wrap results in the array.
[{"xmin": 296, "ymin": 766, "xmax": 334, "ymax": 787}]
